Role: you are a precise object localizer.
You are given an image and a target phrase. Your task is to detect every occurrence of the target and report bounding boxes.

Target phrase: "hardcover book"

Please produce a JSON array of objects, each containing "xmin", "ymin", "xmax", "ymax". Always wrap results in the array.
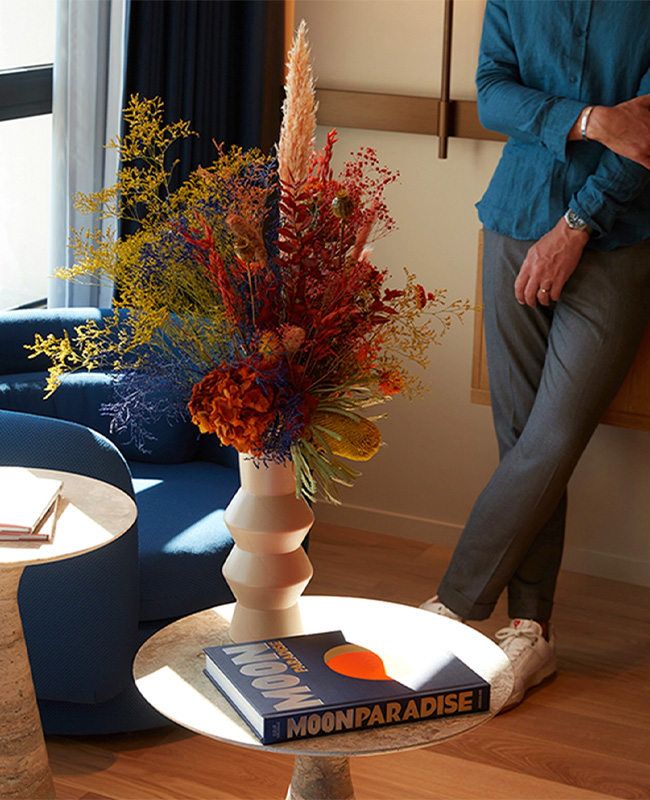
[
  {"xmin": 0, "ymin": 467, "xmax": 62, "ymax": 541},
  {"xmin": 204, "ymin": 629, "xmax": 491, "ymax": 744}
]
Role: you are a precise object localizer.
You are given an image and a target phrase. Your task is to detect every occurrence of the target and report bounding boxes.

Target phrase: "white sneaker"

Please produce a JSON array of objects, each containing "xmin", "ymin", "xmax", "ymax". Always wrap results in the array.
[
  {"xmin": 496, "ymin": 619, "xmax": 557, "ymax": 711},
  {"xmin": 419, "ymin": 595, "xmax": 465, "ymax": 622}
]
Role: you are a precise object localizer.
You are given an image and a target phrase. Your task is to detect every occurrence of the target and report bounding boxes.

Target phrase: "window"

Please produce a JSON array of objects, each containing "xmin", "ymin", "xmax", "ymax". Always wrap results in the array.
[{"xmin": 0, "ymin": 0, "xmax": 56, "ymax": 310}]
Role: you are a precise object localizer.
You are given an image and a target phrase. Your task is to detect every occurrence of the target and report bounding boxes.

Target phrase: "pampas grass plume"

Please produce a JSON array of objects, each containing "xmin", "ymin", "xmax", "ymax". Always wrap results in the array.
[{"xmin": 278, "ymin": 20, "xmax": 318, "ymax": 188}]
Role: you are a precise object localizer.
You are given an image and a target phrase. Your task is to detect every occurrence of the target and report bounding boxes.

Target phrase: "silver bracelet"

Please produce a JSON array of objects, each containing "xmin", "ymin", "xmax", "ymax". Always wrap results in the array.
[{"xmin": 580, "ymin": 105, "xmax": 595, "ymax": 140}]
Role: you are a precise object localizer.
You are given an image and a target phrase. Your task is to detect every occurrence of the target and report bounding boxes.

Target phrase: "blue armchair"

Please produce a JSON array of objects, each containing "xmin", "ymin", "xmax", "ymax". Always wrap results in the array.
[{"xmin": 0, "ymin": 308, "xmax": 241, "ymax": 734}]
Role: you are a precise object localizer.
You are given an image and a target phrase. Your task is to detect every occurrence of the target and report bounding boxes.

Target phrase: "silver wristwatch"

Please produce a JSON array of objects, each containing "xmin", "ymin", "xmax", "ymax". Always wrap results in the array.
[{"xmin": 564, "ymin": 209, "xmax": 593, "ymax": 235}]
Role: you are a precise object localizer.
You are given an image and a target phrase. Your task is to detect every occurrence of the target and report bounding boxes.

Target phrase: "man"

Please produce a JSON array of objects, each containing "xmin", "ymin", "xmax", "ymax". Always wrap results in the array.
[{"xmin": 421, "ymin": 0, "xmax": 650, "ymax": 710}]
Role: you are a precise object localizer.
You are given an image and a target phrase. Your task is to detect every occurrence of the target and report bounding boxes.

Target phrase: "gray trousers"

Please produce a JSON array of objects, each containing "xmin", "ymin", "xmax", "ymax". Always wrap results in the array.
[{"xmin": 438, "ymin": 229, "xmax": 650, "ymax": 621}]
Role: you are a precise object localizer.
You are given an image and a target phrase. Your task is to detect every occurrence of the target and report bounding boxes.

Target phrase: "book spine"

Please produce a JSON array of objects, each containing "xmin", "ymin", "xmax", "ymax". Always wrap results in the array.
[{"xmin": 262, "ymin": 685, "xmax": 490, "ymax": 744}]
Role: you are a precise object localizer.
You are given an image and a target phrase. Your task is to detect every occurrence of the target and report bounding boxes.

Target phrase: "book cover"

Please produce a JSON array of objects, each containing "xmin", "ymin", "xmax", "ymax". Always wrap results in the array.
[
  {"xmin": 0, "ymin": 467, "xmax": 62, "ymax": 540},
  {"xmin": 204, "ymin": 629, "xmax": 491, "ymax": 744}
]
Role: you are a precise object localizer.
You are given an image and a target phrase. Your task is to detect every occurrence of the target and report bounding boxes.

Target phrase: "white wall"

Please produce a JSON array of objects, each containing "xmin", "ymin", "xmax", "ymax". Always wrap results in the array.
[{"xmin": 295, "ymin": 0, "xmax": 650, "ymax": 587}]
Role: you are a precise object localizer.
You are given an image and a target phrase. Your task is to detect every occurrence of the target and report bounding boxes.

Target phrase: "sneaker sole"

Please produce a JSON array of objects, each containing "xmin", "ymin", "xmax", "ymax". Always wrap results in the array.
[
  {"xmin": 498, "ymin": 661, "xmax": 558, "ymax": 714},
  {"xmin": 418, "ymin": 600, "xmax": 465, "ymax": 623}
]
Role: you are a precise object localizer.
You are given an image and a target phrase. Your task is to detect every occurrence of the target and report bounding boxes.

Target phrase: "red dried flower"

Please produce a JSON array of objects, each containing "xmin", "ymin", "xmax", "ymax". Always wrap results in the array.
[{"xmin": 415, "ymin": 284, "xmax": 427, "ymax": 310}]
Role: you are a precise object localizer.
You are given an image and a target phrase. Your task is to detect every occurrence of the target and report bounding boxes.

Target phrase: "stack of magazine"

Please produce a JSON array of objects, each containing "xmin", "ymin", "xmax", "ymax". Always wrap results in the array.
[{"xmin": 0, "ymin": 468, "xmax": 62, "ymax": 543}]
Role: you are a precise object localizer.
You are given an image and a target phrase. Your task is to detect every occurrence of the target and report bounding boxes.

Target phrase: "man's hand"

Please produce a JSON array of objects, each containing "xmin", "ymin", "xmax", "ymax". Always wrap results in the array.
[
  {"xmin": 514, "ymin": 218, "xmax": 590, "ymax": 307},
  {"xmin": 581, "ymin": 95, "xmax": 650, "ymax": 169}
]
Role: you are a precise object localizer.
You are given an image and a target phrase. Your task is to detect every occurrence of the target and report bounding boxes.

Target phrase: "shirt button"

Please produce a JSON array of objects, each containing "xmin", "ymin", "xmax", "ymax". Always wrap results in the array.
[
  {"xmin": 574, "ymin": 27, "xmax": 584, "ymax": 37},
  {"xmin": 569, "ymin": 75, "xmax": 578, "ymax": 84}
]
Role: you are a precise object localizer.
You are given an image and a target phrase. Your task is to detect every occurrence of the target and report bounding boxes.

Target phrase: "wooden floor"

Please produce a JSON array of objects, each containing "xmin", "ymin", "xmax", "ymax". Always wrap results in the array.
[{"xmin": 46, "ymin": 522, "xmax": 650, "ymax": 800}]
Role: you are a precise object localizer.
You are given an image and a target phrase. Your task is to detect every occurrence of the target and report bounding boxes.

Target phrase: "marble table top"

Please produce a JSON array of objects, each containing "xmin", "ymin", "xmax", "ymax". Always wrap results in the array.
[
  {"xmin": 0, "ymin": 468, "xmax": 137, "ymax": 567},
  {"xmin": 134, "ymin": 595, "xmax": 514, "ymax": 758}
]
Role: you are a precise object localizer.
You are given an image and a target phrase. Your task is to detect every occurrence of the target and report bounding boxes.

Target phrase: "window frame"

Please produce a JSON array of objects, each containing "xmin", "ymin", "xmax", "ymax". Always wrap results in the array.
[
  {"xmin": 0, "ymin": 65, "xmax": 53, "ymax": 122},
  {"xmin": 0, "ymin": 64, "xmax": 53, "ymax": 309}
]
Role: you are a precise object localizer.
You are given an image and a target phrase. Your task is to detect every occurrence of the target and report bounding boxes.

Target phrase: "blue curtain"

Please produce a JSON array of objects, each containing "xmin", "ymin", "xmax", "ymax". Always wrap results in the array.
[
  {"xmin": 124, "ymin": 0, "xmax": 285, "ymax": 190},
  {"xmin": 48, "ymin": 0, "xmax": 283, "ymax": 309}
]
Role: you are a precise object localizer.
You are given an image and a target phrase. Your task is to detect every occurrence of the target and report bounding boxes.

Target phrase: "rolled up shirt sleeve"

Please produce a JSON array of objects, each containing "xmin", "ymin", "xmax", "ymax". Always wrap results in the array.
[
  {"xmin": 570, "ymin": 67, "xmax": 650, "ymax": 237},
  {"xmin": 476, "ymin": 0, "xmax": 584, "ymax": 162},
  {"xmin": 571, "ymin": 154, "xmax": 650, "ymax": 237}
]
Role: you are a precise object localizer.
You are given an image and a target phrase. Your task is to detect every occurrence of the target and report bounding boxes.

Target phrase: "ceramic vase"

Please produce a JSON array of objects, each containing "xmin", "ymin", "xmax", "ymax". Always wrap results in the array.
[{"xmin": 222, "ymin": 454, "xmax": 314, "ymax": 642}]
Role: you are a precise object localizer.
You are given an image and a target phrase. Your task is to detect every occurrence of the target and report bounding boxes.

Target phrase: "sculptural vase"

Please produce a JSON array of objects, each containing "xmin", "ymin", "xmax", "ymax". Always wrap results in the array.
[{"xmin": 222, "ymin": 454, "xmax": 314, "ymax": 643}]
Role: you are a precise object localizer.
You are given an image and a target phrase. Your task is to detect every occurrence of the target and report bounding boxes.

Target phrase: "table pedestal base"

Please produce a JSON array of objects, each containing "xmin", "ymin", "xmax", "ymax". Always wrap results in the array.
[
  {"xmin": 287, "ymin": 755, "xmax": 354, "ymax": 800},
  {"xmin": 0, "ymin": 566, "xmax": 55, "ymax": 800}
]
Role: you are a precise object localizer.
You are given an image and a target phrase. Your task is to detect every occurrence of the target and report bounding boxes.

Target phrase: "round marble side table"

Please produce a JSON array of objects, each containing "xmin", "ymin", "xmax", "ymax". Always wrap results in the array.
[
  {"xmin": 134, "ymin": 595, "xmax": 514, "ymax": 800},
  {"xmin": 0, "ymin": 468, "xmax": 137, "ymax": 800}
]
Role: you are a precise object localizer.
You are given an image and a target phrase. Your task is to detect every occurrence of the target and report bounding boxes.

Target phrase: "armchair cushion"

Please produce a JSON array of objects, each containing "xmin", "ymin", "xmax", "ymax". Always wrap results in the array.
[{"xmin": 131, "ymin": 460, "xmax": 238, "ymax": 620}]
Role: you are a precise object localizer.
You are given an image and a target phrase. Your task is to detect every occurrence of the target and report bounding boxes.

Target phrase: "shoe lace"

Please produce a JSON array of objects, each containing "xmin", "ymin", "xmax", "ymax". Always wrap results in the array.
[{"xmin": 495, "ymin": 624, "xmax": 539, "ymax": 661}]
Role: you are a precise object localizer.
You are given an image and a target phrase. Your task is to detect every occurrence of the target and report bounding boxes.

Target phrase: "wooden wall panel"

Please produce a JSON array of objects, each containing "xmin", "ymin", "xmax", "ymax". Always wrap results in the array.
[{"xmin": 315, "ymin": 90, "xmax": 507, "ymax": 142}]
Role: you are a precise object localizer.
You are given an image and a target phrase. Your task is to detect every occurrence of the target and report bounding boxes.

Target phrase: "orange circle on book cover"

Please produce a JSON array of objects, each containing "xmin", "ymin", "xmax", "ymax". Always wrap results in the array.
[{"xmin": 324, "ymin": 644, "xmax": 410, "ymax": 681}]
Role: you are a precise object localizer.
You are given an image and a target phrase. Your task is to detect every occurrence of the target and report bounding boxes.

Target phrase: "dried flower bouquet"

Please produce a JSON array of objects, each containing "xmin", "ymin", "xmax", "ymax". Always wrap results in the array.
[{"xmin": 29, "ymin": 22, "xmax": 473, "ymax": 502}]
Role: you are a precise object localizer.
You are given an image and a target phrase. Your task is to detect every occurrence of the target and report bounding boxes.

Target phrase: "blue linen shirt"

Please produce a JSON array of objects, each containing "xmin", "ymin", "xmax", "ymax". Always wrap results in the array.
[{"xmin": 476, "ymin": 0, "xmax": 650, "ymax": 250}]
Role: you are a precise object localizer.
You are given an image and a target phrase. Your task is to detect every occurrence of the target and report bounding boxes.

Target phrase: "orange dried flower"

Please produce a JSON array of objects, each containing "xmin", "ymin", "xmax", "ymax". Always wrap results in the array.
[
  {"xmin": 226, "ymin": 213, "xmax": 267, "ymax": 267},
  {"xmin": 378, "ymin": 370, "xmax": 405, "ymax": 397},
  {"xmin": 332, "ymin": 190, "xmax": 354, "ymax": 219},
  {"xmin": 258, "ymin": 331, "xmax": 282, "ymax": 363},
  {"xmin": 188, "ymin": 364, "xmax": 276, "ymax": 455}
]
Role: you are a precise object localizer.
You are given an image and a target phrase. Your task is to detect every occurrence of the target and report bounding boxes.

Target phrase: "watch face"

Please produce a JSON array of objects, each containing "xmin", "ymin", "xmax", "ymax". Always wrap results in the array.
[{"xmin": 565, "ymin": 210, "xmax": 591, "ymax": 232}]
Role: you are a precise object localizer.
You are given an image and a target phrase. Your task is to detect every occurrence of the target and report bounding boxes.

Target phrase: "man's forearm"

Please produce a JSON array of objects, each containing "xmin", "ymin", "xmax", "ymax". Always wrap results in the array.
[{"xmin": 568, "ymin": 95, "xmax": 650, "ymax": 169}]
